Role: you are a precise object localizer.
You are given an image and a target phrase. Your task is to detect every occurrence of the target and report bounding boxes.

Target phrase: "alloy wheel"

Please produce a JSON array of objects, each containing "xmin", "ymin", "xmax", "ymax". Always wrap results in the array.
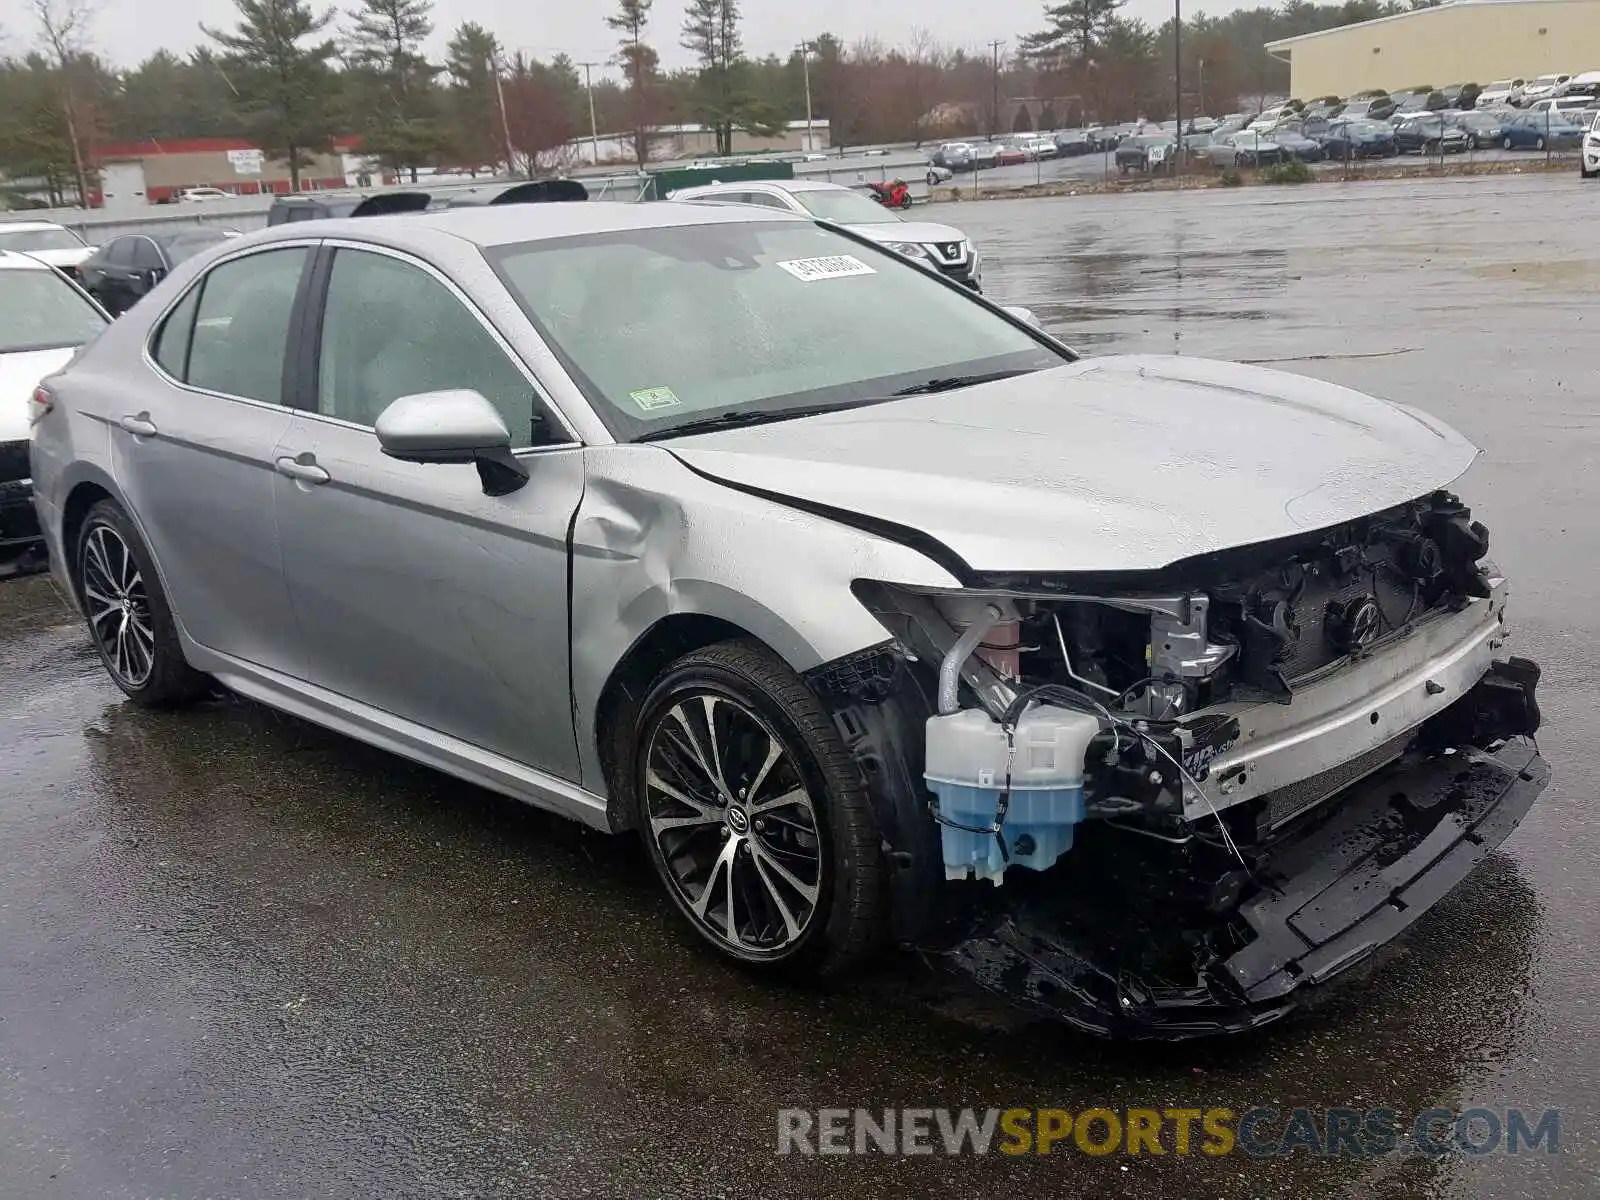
[
  {"xmin": 81, "ymin": 523, "xmax": 156, "ymax": 688},
  {"xmin": 642, "ymin": 691, "xmax": 824, "ymax": 957}
]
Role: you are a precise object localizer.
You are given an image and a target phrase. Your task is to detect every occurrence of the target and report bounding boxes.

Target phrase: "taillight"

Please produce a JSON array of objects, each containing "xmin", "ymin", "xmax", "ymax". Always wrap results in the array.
[{"xmin": 28, "ymin": 386, "xmax": 54, "ymax": 426}]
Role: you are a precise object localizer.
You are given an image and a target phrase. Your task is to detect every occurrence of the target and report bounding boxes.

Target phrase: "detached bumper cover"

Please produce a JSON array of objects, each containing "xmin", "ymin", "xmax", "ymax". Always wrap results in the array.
[{"xmin": 948, "ymin": 739, "xmax": 1547, "ymax": 1038}]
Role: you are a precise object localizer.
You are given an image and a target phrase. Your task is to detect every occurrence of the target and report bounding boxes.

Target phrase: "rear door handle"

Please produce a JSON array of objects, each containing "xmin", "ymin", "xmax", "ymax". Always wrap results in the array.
[
  {"xmin": 119, "ymin": 414, "xmax": 157, "ymax": 437},
  {"xmin": 275, "ymin": 454, "xmax": 330, "ymax": 485}
]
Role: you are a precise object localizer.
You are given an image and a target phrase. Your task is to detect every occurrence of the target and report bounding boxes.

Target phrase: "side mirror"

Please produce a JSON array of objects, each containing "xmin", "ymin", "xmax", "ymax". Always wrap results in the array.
[
  {"xmin": 1003, "ymin": 305, "xmax": 1043, "ymax": 330},
  {"xmin": 374, "ymin": 389, "xmax": 530, "ymax": 496}
]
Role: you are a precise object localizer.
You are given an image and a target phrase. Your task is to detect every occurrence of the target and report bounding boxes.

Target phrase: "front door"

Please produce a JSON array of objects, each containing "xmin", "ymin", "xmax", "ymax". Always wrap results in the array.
[
  {"xmin": 273, "ymin": 245, "xmax": 585, "ymax": 780},
  {"xmin": 109, "ymin": 244, "xmax": 311, "ymax": 672}
]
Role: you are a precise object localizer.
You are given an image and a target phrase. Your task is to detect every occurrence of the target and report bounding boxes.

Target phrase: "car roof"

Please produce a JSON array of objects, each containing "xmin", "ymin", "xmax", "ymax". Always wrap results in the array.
[
  {"xmin": 0, "ymin": 220, "xmax": 69, "ymax": 234},
  {"xmin": 0, "ymin": 249, "xmax": 56, "ymax": 271},
  {"xmin": 241, "ymin": 198, "xmax": 805, "ymax": 255}
]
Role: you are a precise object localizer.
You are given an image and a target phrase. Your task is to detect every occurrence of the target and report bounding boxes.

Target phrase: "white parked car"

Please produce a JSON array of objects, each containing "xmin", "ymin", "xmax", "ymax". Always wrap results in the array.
[
  {"xmin": 1526, "ymin": 96, "xmax": 1591, "ymax": 118},
  {"xmin": 1582, "ymin": 111, "xmax": 1600, "ymax": 179},
  {"xmin": 1477, "ymin": 79, "xmax": 1526, "ymax": 107},
  {"xmin": 176, "ymin": 187, "xmax": 232, "ymax": 203},
  {"xmin": 666, "ymin": 178, "xmax": 983, "ymax": 291},
  {"xmin": 1515, "ymin": 74, "xmax": 1571, "ymax": 104},
  {"xmin": 0, "ymin": 249, "xmax": 108, "ymax": 573},
  {"xmin": 0, "ymin": 221, "xmax": 95, "ymax": 279}
]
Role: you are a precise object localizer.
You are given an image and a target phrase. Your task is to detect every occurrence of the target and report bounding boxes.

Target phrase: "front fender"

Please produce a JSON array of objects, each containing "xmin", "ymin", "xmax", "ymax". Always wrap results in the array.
[{"xmin": 570, "ymin": 444, "xmax": 962, "ymax": 798}]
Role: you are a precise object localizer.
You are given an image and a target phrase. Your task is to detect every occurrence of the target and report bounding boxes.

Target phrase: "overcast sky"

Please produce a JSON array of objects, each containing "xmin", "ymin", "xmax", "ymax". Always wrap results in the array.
[{"xmin": 1, "ymin": 0, "xmax": 1194, "ymax": 76}]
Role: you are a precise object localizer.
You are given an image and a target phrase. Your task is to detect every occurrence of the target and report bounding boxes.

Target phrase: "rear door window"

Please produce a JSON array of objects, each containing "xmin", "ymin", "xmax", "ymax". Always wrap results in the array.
[
  {"xmin": 186, "ymin": 247, "xmax": 310, "ymax": 405},
  {"xmin": 151, "ymin": 284, "xmax": 201, "ymax": 378}
]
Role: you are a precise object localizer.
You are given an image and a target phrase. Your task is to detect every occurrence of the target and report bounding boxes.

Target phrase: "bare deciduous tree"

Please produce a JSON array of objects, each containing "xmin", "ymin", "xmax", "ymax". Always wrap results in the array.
[{"xmin": 33, "ymin": 0, "xmax": 95, "ymax": 206}]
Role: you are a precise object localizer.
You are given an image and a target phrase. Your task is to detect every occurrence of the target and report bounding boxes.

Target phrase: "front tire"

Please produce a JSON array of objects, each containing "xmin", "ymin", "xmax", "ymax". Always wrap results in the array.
[
  {"xmin": 632, "ymin": 641, "xmax": 883, "ymax": 978},
  {"xmin": 75, "ymin": 500, "xmax": 209, "ymax": 706},
  {"xmin": 1503, "ymin": 135, "xmax": 1514, "ymax": 150}
]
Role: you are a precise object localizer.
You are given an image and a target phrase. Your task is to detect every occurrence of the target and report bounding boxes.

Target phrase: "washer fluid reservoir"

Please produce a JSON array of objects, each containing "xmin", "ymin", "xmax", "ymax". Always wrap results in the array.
[{"xmin": 924, "ymin": 705, "xmax": 1100, "ymax": 885}]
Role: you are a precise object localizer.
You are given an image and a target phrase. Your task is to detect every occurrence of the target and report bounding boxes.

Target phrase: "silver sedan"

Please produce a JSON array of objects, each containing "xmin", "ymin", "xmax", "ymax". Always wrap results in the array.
[{"xmin": 29, "ymin": 200, "xmax": 1547, "ymax": 1035}]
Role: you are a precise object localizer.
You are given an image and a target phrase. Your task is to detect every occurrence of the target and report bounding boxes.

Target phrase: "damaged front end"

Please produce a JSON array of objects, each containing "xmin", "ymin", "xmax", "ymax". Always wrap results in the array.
[{"xmin": 809, "ymin": 490, "xmax": 1548, "ymax": 1038}]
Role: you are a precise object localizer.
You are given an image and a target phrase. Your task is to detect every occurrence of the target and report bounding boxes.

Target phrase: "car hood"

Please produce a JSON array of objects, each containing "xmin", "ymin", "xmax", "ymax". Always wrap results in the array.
[
  {"xmin": 0, "ymin": 346, "xmax": 76, "ymax": 443},
  {"xmin": 850, "ymin": 220, "xmax": 968, "ymax": 246},
  {"xmin": 668, "ymin": 355, "xmax": 1479, "ymax": 575},
  {"xmin": 24, "ymin": 247, "xmax": 93, "ymax": 268}
]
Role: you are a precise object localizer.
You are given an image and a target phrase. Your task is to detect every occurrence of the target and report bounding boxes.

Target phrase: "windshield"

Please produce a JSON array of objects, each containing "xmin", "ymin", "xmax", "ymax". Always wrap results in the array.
[
  {"xmin": 791, "ymin": 188, "xmax": 899, "ymax": 225},
  {"xmin": 0, "ymin": 227, "xmax": 85, "ymax": 253},
  {"xmin": 489, "ymin": 222, "xmax": 1067, "ymax": 441},
  {"xmin": 0, "ymin": 268, "xmax": 106, "ymax": 353}
]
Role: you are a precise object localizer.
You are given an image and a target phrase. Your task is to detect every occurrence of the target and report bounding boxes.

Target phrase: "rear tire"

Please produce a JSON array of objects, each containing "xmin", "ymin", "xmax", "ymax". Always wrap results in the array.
[
  {"xmin": 1503, "ymin": 135, "xmax": 1514, "ymax": 150},
  {"xmin": 1536, "ymin": 136, "xmax": 1546, "ymax": 151},
  {"xmin": 632, "ymin": 641, "xmax": 884, "ymax": 979},
  {"xmin": 74, "ymin": 500, "xmax": 210, "ymax": 707}
]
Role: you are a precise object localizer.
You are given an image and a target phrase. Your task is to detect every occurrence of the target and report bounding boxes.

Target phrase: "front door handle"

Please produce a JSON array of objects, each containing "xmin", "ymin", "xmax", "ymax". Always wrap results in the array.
[
  {"xmin": 119, "ymin": 414, "xmax": 157, "ymax": 437},
  {"xmin": 275, "ymin": 453, "xmax": 330, "ymax": 485}
]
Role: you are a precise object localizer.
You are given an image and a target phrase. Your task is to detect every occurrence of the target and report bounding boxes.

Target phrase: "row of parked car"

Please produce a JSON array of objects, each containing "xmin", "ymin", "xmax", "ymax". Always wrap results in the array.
[
  {"xmin": 925, "ymin": 71, "xmax": 1600, "ymax": 179},
  {"xmin": 1109, "ymin": 101, "xmax": 1598, "ymax": 174}
]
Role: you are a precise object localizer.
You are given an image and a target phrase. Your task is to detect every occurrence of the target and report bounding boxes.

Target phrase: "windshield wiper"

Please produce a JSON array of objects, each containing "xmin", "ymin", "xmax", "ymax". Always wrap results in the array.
[
  {"xmin": 889, "ymin": 368, "xmax": 1038, "ymax": 396},
  {"xmin": 634, "ymin": 398, "xmax": 880, "ymax": 442}
]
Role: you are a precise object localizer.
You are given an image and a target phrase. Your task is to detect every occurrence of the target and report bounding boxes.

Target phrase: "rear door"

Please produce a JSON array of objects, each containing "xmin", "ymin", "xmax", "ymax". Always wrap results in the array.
[
  {"xmin": 111, "ymin": 243, "xmax": 313, "ymax": 671},
  {"xmin": 272, "ymin": 242, "xmax": 586, "ymax": 779}
]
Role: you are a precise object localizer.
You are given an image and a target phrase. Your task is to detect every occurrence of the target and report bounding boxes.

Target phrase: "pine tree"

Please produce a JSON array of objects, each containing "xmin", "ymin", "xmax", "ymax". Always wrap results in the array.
[
  {"xmin": 202, "ymin": 0, "xmax": 338, "ymax": 190},
  {"xmin": 680, "ymin": 0, "xmax": 778, "ymax": 155},
  {"xmin": 443, "ymin": 21, "xmax": 504, "ymax": 171},
  {"xmin": 345, "ymin": 0, "xmax": 443, "ymax": 180},
  {"xmin": 1019, "ymin": 0, "xmax": 1127, "ymax": 68},
  {"xmin": 606, "ymin": 0, "xmax": 658, "ymax": 164}
]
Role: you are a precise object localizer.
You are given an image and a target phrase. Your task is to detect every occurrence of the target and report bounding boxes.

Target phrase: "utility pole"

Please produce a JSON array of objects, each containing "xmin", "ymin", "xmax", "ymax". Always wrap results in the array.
[
  {"xmin": 577, "ymin": 61, "xmax": 602, "ymax": 165},
  {"xmin": 797, "ymin": 42, "xmax": 816, "ymax": 153},
  {"xmin": 489, "ymin": 52, "xmax": 516, "ymax": 176},
  {"xmin": 1173, "ymin": 0, "xmax": 1183, "ymax": 184},
  {"xmin": 988, "ymin": 39, "xmax": 1005, "ymax": 140}
]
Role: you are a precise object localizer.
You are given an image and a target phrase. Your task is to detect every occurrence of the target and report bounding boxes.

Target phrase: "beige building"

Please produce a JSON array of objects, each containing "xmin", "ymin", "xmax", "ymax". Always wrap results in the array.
[{"xmin": 1266, "ymin": 0, "xmax": 1600, "ymax": 100}]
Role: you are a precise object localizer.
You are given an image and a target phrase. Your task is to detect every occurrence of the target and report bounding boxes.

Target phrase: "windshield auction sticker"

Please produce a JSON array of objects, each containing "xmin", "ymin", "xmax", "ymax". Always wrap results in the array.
[
  {"xmin": 629, "ymin": 387, "xmax": 682, "ymax": 411},
  {"xmin": 776, "ymin": 255, "xmax": 877, "ymax": 282}
]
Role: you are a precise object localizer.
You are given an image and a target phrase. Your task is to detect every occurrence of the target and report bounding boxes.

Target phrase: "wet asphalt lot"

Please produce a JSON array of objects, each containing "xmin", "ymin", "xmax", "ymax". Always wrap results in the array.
[{"xmin": 3, "ymin": 175, "xmax": 1598, "ymax": 1199}]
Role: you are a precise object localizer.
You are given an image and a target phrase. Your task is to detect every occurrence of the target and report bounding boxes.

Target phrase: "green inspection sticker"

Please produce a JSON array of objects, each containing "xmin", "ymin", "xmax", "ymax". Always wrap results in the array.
[{"xmin": 630, "ymin": 386, "xmax": 682, "ymax": 412}]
